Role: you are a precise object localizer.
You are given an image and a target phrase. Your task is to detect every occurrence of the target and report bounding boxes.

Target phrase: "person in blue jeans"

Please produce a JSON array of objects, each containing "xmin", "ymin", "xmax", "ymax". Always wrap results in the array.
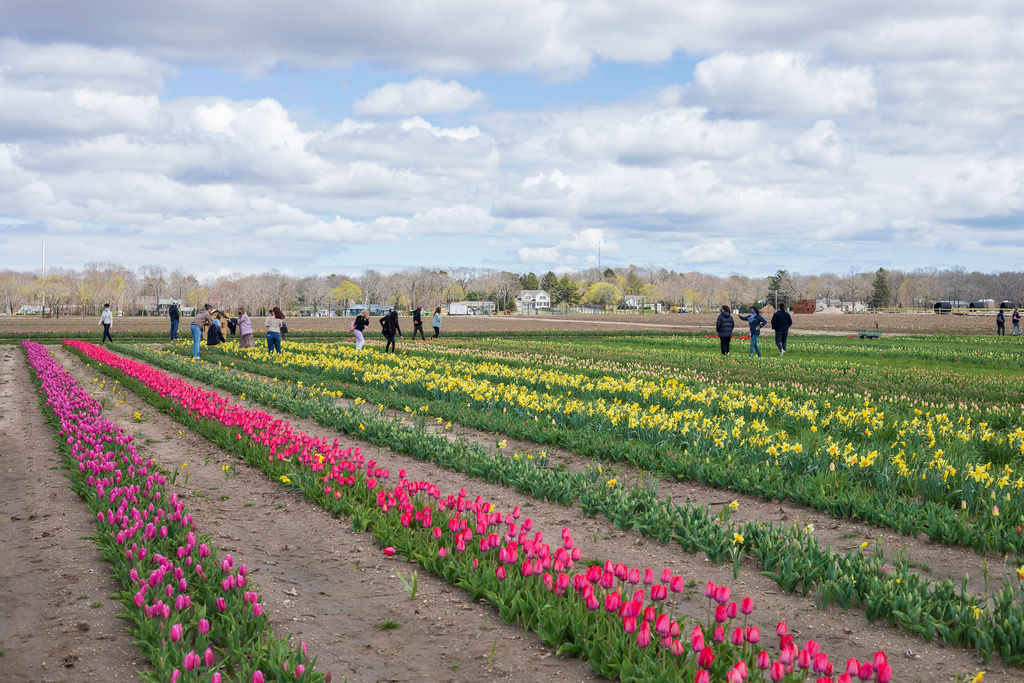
[
  {"xmin": 190, "ymin": 304, "xmax": 214, "ymax": 359},
  {"xmin": 265, "ymin": 306, "xmax": 285, "ymax": 353},
  {"xmin": 739, "ymin": 306, "xmax": 767, "ymax": 358},
  {"xmin": 168, "ymin": 301, "xmax": 180, "ymax": 340}
]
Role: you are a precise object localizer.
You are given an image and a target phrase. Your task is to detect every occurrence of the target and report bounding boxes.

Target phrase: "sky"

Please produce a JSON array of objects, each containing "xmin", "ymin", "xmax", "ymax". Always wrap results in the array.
[{"xmin": 1, "ymin": 1, "xmax": 1023, "ymax": 280}]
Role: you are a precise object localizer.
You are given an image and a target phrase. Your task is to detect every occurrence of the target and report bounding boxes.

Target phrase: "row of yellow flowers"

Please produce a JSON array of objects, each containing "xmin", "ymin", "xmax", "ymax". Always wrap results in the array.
[{"xmin": 185, "ymin": 338, "xmax": 1024, "ymax": 518}]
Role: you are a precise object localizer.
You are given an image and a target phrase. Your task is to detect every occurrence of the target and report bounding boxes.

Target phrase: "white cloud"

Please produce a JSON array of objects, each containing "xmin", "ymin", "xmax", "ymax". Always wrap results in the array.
[
  {"xmin": 399, "ymin": 116, "xmax": 481, "ymax": 141},
  {"xmin": 689, "ymin": 51, "xmax": 876, "ymax": 118},
  {"xmin": 354, "ymin": 78, "xmax": 484, "ymax": 115},
  {"xmin": 0, "ymin": 39, "xmax": 168, "ymax": 93},
  {"xmin": 517, "ymin": 227, "xmax": 617, "ymax": 265},
  {"xmin": 792, "ymin": 120, "xmax": 847, "ymax": 167},
  {"xmin": 682, "ymin": 238, "xmax": 739, "ymax": 263}
]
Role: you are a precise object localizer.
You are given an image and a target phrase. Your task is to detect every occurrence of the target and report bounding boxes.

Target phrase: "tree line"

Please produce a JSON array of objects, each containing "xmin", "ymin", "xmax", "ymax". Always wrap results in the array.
[{"xmin": 1, "ymin": 262, "xmax": 1021, "ymax": 317}]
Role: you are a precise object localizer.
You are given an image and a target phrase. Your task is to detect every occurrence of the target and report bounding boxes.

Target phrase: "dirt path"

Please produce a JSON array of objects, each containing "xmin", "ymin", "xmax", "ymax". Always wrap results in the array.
[
  {"xmin": 83, "ymin": 344, "xmax": 1013, "ymax": 681},
  {"xmin": 50, "ymin": 345, "xmax": 600, "ymax": 682},
  {"xmin": 0, "ymin": 345, "xmax": 149, "ymax": 682}
]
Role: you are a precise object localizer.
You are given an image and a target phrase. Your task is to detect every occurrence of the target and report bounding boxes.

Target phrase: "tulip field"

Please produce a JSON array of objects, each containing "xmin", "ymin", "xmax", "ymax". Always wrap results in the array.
[{"xmin": 3, "ymin": 329, "xmax": 1023, "ymax": 681}]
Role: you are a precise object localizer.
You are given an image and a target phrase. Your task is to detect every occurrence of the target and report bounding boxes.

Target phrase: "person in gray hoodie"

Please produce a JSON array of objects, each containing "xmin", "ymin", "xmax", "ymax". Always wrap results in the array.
[
  {"xmin": 715, "ymin": 305, "xmax": 735, "ymax": 355},
  {"xmin": 739, "ymin": 306, "xmax": 768, "ymax": 358}
]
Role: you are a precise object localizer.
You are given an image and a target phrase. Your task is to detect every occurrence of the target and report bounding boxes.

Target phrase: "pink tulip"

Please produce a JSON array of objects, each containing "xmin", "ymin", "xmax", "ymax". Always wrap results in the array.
[
  {"xmin": 757, "ymin": 650, "xmax": 771, "ymax": 670},
  {"xmin": 695, "ymin": 670, "xmax": 710, "ymax": 683},
  {"xmin": 637, "ymin": 620, "xmax": 652, "ymax": 647},
  {"xmin": 253, "ymin": 672, "xmax": 264, "ymax": 683},
  {"xmin": 170, "ymin": 622, "xmax": 183, "ymax": 643},
  {"xmin": 770, "ymin": 662, "xmax": 785, "ymax": 682}
]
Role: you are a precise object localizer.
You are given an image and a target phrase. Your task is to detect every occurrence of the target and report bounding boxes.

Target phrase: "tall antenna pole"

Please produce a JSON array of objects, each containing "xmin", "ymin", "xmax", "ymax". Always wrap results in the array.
[
  {"xmin": 41, "ymin": 240, "xmax": 46, "ymax": 316},
  {"xmin": 598, "ymin": 240, "xmax": 601, "ymax": 272}
]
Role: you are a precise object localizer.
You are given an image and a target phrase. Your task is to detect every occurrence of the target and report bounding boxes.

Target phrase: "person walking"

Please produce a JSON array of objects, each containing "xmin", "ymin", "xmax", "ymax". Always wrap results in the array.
[
  {"xmin": 168, "ymin": 300, "xmax": 180, "ymax": 340},
  {"xmin": 265, "ymin": 306, "xmax": 285, "ymax": 353},
  {"xmin": 379, "ymin": 306, "xmax": 402, "ymax": 353},
  {"xmin": 351, "ymin": 310, "xmax": 369, "ymax": 350},
  {"xmin": 1012, "ymin": 308, "xmax": 1020, "ymax": 336},
  {"xmin": 996, "ymin": 308, "xmax": 1006, "ymax": 336},
  {"xmin": 99, "ymin": 303, "xmax": 114, "ymax": 345},
  {"xmin": 189, "ymin": 304, "xmax": 214, "ymax": 359},
  {"xmin": 739, "ymin": 306, "xmax": 768, "ymax": 358},
  {"xmin": 237, "ymin": 307, "xmax": 254, "ymax": 348},
  {"xmin": 770, "ymin": 303, "xmax": 793, "ymax": 356},
  {"xmin": 432, "ymin": 306, "xmax": 442, "ymax": 338},
  {"xmin": 715, "ymin": 305, "xmax": 734, "ymax": 355},
  {"xmin": 411, "ymin": 306, "xmax": 426, "ymax": 340}
]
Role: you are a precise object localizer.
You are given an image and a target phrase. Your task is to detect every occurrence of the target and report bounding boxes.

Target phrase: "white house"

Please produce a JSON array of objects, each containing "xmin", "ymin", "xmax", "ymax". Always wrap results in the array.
[{"xmin": 515, "ymin": 289, "xmax": 551, "ymax": 313}]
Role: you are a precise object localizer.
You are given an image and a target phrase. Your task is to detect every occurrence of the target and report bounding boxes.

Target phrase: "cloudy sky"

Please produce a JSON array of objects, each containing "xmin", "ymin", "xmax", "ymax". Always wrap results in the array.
[{"xmin": 2, "ymin": 1, "xmax": 1023, "ymax": 279}]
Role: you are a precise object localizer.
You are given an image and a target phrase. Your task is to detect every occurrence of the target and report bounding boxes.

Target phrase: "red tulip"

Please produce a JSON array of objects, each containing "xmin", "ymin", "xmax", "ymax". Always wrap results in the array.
[{"xmin": 740, "ymin": 596, "xmax": 753, "ymax": 614}]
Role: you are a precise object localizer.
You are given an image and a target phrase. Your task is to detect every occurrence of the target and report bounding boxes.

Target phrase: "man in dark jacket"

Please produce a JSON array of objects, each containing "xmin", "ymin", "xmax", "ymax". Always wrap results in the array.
[
  {"xmin": 168, "ymin": 301, "xmax": 180, "ymax": 340},
  {"xmin": 715, "ymin": 305, "xmax": 735, "ymax": 355},
  {"xmin": 996, "ymin": 309, "xmax": 1005, "ymax": 336},
  {"xmin": 770, "ymin": 303, "xmax": 793, "ymax": 356}
]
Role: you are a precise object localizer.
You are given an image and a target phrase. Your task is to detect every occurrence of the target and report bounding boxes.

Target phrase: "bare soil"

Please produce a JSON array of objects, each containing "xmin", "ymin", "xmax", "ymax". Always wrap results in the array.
[
  {"xmin": 0, "ymin": 309, "xmax": 1008, "ymax": 338},
  {"xmin": 43, "ymin": 343, "xmax": 1016, "ymax": 681},
  {"xmin": 0, "ymin": 345, "xmax": 149, "ymax": 682}
]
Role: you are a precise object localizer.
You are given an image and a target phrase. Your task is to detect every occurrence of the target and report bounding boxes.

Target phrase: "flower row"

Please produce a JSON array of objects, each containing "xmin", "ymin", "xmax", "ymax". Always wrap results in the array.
[
  {"xmin": 23, "ymin": 341, "xmax": 321, "ymax": 683},
  {"xmin": 70, "ymin": 339, "xmax": 890, "ymax": 682}
]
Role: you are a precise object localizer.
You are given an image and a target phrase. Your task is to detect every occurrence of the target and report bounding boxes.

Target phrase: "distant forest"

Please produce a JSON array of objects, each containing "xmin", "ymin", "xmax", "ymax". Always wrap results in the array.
[{"xmin": 1, "ymin": 263, "xmax": 1021, "ymax": 316}]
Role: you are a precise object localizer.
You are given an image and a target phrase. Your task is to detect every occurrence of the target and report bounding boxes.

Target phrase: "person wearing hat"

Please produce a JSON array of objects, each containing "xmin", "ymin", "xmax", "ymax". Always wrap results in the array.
[
  {"xmin": 739, "ymin": 306, "xmax": 768, "ymax": 358},
  {"xmin": 168, "ymin": 300, "xmax": 181, "ymax": 340}
]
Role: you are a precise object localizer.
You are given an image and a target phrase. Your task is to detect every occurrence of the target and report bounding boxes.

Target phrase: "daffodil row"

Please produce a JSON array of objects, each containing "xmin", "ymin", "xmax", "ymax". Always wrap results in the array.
[{"xmin": 193, "ymin": 338, "xmax": 1024, "ymax": 525}]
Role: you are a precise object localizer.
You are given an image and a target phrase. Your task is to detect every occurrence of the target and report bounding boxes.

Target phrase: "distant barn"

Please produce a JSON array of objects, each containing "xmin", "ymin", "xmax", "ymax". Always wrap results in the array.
[{"xmin": 791, "ymin": 299, "xmax": 816, "ymax": 314}]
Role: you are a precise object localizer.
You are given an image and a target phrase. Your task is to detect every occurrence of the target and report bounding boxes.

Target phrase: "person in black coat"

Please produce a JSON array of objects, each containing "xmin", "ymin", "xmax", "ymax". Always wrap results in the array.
[
  {"xmin": 996, "ymin": 309, "xmax": 1005, "ymax": 336},
  {"xmin": 770, "ymin": 303, "xmax": 793, "ymax": 356},
  {"xmin": 411, "ymin": 306, "xmax": 425, "ymax": 340},
  {"xmin": 207, "ymin": 316, "xmax": 226, "ymax": 346},
  {"xmin": 715, "ymin": 305, "xmax": 735, "ymax": 355},
  {"xmin": 379, "ymin": 306, "xmax": 402, "ymax": 352}
]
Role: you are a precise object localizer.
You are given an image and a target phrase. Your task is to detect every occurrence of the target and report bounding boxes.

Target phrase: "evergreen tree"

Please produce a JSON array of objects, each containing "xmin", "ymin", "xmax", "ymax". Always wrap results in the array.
[
  {"xmin": 869, "ymin": 268, "xmax": 891, "ymax": 309},
  {"xmin": 557, "ymin": 275, "xmax": 581, "ymax": 306},
  {"xmin": 540, "ymin": 270, "xmax": 559, "ymax": 293},
  {"xmin": 520, "ymin": 272, "xmax": 539, "ymax": 289},
  {"xmin": 766, "ymin": 269, "xmax": 796, "ymax": 307}
]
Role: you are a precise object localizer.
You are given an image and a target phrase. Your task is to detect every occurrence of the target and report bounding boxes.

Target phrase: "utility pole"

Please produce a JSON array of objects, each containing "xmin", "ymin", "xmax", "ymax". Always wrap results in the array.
[
  {"xmin": 41, "ymin": 240, "xmax": 46, "ymax": 316},
  {"xmin": 598, "ymin": 240, "xmax": 601, "ymax": 272}
]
